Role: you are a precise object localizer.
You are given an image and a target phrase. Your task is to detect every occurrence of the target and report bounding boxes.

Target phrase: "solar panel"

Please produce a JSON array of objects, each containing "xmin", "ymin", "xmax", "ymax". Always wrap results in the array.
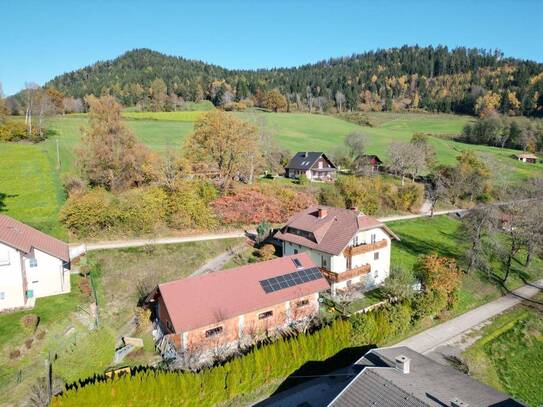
[{"xmin": 259, "ymin": 267, "xmax": 323, "ymax": 293}]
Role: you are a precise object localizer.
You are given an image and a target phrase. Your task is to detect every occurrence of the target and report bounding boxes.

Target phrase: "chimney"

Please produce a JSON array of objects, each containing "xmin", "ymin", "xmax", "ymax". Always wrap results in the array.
[
  {"xmin": 317, "ymin": 208, "xmax": 328, "ymax": 219},
  {"xmin": 395, "ymin": 355, "xmax": 410, "ymax": 374},
  {"xmin": 303, "ymin": 152, "xmax": 308, "ymax": 157},
  {"xmin": 451, "ymin": 398, "xmax": 468, "ymax": 407}
]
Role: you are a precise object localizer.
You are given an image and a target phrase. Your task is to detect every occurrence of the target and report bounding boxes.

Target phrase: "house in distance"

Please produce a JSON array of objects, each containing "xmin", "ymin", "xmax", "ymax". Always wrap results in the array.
[
  {"xmin": 148, "ymin": 253, "xmax": 329, "ymax": 360},
  {"xmin": 275, "ymin": 205, "xmax": 399, "ymax": 295},
  {"xmin": 285, "ymin": 152, "xmax": 337, "ymax": 181},
  {"xmin": 0, "ymin": 215, "xmax": 71, "ymax": 311},
  {"xmin": 513, "ymin": 152, "xmax": 537, "ymax": 163}
]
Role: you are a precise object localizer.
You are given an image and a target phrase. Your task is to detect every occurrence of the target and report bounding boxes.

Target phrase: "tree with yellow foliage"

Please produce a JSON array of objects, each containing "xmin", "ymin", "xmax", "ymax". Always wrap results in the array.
[
  {"xmin": 265, "ymin": 89, "xmax": 287, "ymax": 112},
  {"xmin": 183, "ymin": 110, "xmax": 258, "ymax": 192},
  {"xmin": 475, "ymin": 91, "xmax": 501, "ymax": 117}
]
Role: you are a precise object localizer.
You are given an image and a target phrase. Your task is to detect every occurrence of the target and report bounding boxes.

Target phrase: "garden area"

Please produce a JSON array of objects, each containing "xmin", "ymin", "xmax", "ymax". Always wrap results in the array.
[
  {"xmin": 0, "ymin": 238, "xmax": 243, "ymax": 406},
  {"xmin": 462, "ymin": 295, "xmax": 543, "ymax": 406}
]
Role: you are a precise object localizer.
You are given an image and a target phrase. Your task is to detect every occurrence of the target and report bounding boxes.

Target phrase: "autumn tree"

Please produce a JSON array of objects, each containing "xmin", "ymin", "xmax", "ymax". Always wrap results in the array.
[
  {"xmin": 149, "ymin": 78, "xmax": 168, "ymax": 111},
  {"xmin": 183, "ymin": 110, "xmax": 257, "ymax": 192},
  {"xmin": 0, "ymin": 82, "xmax": 7, "ymax": 122},
  {"xmin": 475, "ymin": 91, "xmax": 501, "ymax": 117},
  {"xmin": 77, "ymin": 95, "xmax": 157, "ymax": 191},
  {"xmin": 461, "ymin": 206, "xmax": 497, "ymax": 274},
  {"xmin": 265, "ymin": 89, "xmax": 287, "ymax": 112},
  {"xmin": 388, "ymin": 141, "xmax": 425, "ymax": 185},
  {"xmin": 414, "ymin": 253, "xmax": 461, "ymax": 305}
]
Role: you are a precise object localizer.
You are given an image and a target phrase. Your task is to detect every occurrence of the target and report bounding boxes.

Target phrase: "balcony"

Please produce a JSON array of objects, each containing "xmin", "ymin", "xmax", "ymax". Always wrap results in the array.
[
  {"xmin": 320, "ymin": 264, "xmax": 370, "ymax": 283},
  {"xmin": 343, "ymin": 239, "xmax": 388, "ymax": 257}
]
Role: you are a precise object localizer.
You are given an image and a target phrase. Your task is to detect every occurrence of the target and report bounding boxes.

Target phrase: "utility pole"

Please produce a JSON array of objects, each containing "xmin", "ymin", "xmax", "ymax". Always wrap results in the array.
[{"xmin": 56, "ymin": 137, "xmax": 61, "ymax": 169}]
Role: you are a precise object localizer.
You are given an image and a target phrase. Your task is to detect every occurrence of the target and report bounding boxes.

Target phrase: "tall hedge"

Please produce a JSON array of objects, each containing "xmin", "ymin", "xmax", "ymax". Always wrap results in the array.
[{"xmin": 52, "ymin": 320, "xmax": 351, "ymax": 406}]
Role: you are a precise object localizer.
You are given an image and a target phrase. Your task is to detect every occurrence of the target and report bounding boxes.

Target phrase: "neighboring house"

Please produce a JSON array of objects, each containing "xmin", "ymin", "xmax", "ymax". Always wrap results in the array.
[
  {"xmin": 148, "ymin": 253, "xmax": 329, "ymax": 360},
  {"xmin": 259, "ymin": 346, "xmax": 525, "ymax": 407},
  {"xmin": 514, "ymin": 152, "xmax": 537, "ymax": 163},
  {"xmin": 358, "ymin": 154, "xmax": 383, "ymax": 173},
  {"xmin": 0, "ymin": 215, "xmax": 70, "ymax": 312},
  {"xmin": 275, "ymin": 205, "xmax": 399, "ymax": 295},
  {"xmin": 285, "ymin": 152, "xmax": 337, "ymax": 181}
]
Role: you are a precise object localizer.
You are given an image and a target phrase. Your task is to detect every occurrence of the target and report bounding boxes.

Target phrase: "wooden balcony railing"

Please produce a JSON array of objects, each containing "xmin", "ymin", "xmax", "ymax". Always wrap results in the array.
[
  {"xmin": 343, "ymin": 239, "xmax": 388, "ymax": 257},
  {"xmin": 319, "ymin": 264, "xmax": 371, "ymax": 283}
]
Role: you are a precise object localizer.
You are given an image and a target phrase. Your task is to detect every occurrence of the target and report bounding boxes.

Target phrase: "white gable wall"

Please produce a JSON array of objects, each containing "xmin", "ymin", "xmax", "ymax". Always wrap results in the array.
[
  {"xmin": 0, "ymin": 242, "xmax": 26, "ymax": 310},
  {"xmin": 25, "ymin": 248, "xmax": 69, "ymax": 298},
  {"xmin": 0, "ymin": 243, "xmax": 70, "ymax": 312}
]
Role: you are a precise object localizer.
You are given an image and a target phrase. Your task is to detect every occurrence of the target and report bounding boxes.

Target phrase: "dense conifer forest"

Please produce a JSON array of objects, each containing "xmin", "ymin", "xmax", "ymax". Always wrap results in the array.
[{"xmin": 39, "ymin": 46, "xmax": 543, "ymax": 116}]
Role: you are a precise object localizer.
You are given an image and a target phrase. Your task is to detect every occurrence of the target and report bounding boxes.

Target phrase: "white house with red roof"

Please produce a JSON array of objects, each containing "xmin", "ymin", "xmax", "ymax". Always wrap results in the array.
[
  {"xmin": 0, "ymin": 215, "xmax": 70, "ymax": 311},
  {"xmin": 275, "ymin": 206, "xmax": 399, "ymax": 295},
  {"xmin": 148, "ymin": 253, "xmax": 329, "ymax": 359}
]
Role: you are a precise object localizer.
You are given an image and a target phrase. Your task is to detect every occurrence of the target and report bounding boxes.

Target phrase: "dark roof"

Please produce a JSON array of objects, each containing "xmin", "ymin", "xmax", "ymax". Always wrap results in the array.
[
  {"xmin": 0, "ymin": 215, "xmax": 69, "ymax": 262},
  {"xmin": 285, "ymin": 152, "xmax": 337, "ymax": 170},
  {"xmin": 330, "ymin": 346, "xmax": 525, "ymax": 407},
  {"xmin": 360, "ymin": 154, "xmax": 383, "ymax": 164},
  {"xmin": 156, "ymin": 253, "xmax": 329, "ymax": 333},
  {"xmin": 330, "ymin": 369, "xmax": 428, "ymax": 407},
  {"xmin": 275, "ymin": 205, "xmax": 399, "ymax": 255}
]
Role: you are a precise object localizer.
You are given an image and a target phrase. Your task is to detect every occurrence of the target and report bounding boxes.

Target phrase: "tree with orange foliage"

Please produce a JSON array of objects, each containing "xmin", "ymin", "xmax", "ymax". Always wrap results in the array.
[
  {"xmin": 77, "ymin": 95, "xmax": 158, "ymax": 191},
  {"xmin": 414, "ymin": 253, "xmax": 461, "ymax": 304},
  {"xmin": 265, "ymin": 89, "xmax": 287, "ymax": 112}
]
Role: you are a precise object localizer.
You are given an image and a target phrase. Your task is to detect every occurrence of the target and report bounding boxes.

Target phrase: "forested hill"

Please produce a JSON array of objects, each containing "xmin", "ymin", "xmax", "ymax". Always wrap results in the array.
[{"xmin": 46, "ymin": 46, "xmax": 543, "ymax": 116}]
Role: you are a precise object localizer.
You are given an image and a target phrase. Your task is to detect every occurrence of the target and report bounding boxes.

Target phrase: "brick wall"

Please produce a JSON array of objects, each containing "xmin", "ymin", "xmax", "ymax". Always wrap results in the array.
[{"xmin": 175, "ymin": 292, "xmax": 320, "ymax": 353}]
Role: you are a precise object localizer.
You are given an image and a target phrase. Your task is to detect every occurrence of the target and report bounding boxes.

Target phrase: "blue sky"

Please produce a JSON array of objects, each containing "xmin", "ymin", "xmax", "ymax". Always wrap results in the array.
[{"xmin": 1, "ymin": 0, "xmax": 542, "ymax": 95}]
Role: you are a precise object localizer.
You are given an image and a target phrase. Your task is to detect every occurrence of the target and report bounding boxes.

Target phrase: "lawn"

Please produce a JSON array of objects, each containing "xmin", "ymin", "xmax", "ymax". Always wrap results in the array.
[
  {"xmin": 462, "ymin": 296, "xmax": 543, "ymax": 406},
  {"xmin": 0, "ymin": 238, "xmax": 244, "ymax": 406},
  {"xmin": 2, "ymin": 111, "xmax": 541, "ymax": 239},
  {"xmin": 388, "ymin": 215, "xmax": 543, "ymax": 313}
]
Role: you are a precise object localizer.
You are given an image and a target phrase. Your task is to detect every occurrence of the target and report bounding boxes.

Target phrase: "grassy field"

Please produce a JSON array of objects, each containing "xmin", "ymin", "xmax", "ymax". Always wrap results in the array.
[
  {"xmin": 0, "ymin": 238, "xmax": 243, "ymax": 406},
  {"xmin": 462, "ymin": 296, "xmax": 543, "ymax": 406},
  {"xmin": 1, "ymin": 111, "xmax": 541, "ymax": 238},
  {"xmin": 388, "ymin": 215, "xmax": 543, "ymax": 313}
]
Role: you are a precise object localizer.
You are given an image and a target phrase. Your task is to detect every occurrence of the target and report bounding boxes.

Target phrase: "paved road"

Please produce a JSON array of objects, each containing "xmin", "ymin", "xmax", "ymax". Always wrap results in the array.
[
  {"xmin": 396, "ymin": 278, "xmax": 543, "ymax": 354},
  {"xmin": 69, "ymin": 209, "xmax": 465, "ymax": 258}
]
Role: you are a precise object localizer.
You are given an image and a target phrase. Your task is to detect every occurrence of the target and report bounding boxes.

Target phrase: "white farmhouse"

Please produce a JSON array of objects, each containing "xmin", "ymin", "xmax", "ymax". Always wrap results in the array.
[
  {"xmin": 0, "ymin": 215, "xmax": 70, "ymax": 311},
  {"xmin": 275, "ymin": 206, "xmax": 399, "ymax": 295}
]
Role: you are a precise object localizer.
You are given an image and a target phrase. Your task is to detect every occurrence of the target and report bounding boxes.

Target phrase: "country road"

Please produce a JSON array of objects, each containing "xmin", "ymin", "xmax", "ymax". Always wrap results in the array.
[
  {"xmin": 68, "ymin": 208, "xmax": 464, "ymax": 258},
  {"xmin": 396, "ymin": 277, "xmax": 543, "ymax": 353}
]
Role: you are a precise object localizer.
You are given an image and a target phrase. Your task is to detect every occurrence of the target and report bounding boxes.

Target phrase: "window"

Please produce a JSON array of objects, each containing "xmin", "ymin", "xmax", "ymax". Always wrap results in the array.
[
  {"xmin": 321, "ymin": 256, "xmax": 327, "ymax": 268},
  {"xmin": 374, "ymin": 270, "xmax": 378, "ymax": 278},
  {"xmin": 374, "ymin": 252, "xmax": 379, "ymax": 260},
  {"xmin": 346, "ymin": 256, "xmax": 351, "ymax": 270},
  {"xmin": 293, "ymin": 249, "xmax": 298, "ymax": 255},
  {"xmin": 297, "ymin": 299, "xmax": 309, "ymax": 308},
  {"xmin": 371, "ymin": 234, "xmax": 376, "ymax": 244},
  {"xmin": 205, "ymin": 326, "xmax": 223, "ymax": 337},
  {"xmin": 166, "ymin": 320, "xmax": 173, "ymax": 332},
  {"xmin": 292, "ymin": 258, "xmax": 302, "ymax": 268},
  {"xmin": 29, "ymin": 258, "xmax": 38, "ymax": 268},
  {"xmin": 26, "ymin": 290, "xmax": 34, "ymax": 298},
  {"xmin": 353, "ymin": 235, "xmax": 359, "ymax": 246},
  {"xmin": 0, "ymin": 292, "xmax": 5, "ymax": 300},
  {"xmin": 258, "ymin": 310, "xmax": 273, "ymax": 320},
  {"xmin": 346, "ymin": 280, "xmax": 352, "ymax": 287}
]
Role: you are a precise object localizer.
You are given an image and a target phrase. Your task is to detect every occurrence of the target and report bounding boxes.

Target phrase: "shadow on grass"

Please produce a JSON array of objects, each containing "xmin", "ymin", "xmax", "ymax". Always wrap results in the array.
[{"xmin": 0, "ymin": 192, "xmax": 17, "ymax": 212}]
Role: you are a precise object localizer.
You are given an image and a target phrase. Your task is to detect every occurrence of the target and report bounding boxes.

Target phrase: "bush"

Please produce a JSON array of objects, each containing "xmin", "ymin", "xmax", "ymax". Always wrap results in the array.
[
  {"xmin": 20, "ymin": 314, "xmax": 39, "ymax": 333},
  {"xmin": 297, "ymin": 174, "xmax": 309, "ymax": 185},
  {"xmin": 52, "ymin": 320, "xmax": 352, "ymax": 406},
  {"xmin": 0, "ymin": 120, "xmax": 53, "ymax": 143},
  {"xmin": 256, "ymin": 244, "xmax": 275, "ymax": 259}
]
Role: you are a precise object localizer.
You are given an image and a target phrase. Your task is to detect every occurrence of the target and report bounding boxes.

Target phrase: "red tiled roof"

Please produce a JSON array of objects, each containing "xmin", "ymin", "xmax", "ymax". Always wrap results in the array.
[
  {"xmin": 0, "ymin": 215, "xmax": 69, "ymax": 262},
  {"xmin": 275, "ymin": 205, "xmax": 398, "ymax": 255},
  {"xmin": 157, "ymin": 253, "xmax": 329, "ymax": 333}
]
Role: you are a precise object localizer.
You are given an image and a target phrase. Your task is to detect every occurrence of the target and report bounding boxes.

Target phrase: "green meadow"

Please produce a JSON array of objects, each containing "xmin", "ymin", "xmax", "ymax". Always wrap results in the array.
[{"xmin": 1, "ymin": 111, "xmax": 541, "ymax": 237}]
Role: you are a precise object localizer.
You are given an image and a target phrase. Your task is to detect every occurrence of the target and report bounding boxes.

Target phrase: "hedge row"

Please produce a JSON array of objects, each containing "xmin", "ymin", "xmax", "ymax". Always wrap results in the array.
[{"xmin": 52, "ymin": 320, "xmax": 352, "ymax": 406}]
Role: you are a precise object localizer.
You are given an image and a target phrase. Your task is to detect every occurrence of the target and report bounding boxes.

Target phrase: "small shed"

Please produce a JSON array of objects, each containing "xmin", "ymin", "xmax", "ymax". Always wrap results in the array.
[{"xmin": 514, "ymin": 152, "xmax": 537, "ymax": 164}]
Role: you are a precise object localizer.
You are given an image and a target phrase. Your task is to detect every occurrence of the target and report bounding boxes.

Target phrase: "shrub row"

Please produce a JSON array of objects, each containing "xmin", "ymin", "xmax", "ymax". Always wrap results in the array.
[
  {"xmin": 52, "ymin": 320, "xmax": 352, "ymax": 406},
  {"xmin": 0, "ymin": 120, "xmax": 53, "ymax": 143}
]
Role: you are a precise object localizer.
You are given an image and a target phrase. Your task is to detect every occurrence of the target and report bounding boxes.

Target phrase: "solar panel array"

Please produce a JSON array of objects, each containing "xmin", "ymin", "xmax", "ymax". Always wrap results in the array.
[{"xmin": 260, "ymin": 267, "xmax": 323, "ymax": 294}]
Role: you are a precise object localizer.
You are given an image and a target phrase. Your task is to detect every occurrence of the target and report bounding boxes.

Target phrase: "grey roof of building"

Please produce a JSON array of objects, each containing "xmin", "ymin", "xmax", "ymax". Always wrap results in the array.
[
  {"xmin": 330, "ymin": 346, "xmax": 525, "ymax": 407},
  {"xmin": 285, "ymin": 152, "xmax": 337, "ymax": 170},
  {"xmin": 330, "ymin": 368, "xmax": 429, "ymax": 407}
]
